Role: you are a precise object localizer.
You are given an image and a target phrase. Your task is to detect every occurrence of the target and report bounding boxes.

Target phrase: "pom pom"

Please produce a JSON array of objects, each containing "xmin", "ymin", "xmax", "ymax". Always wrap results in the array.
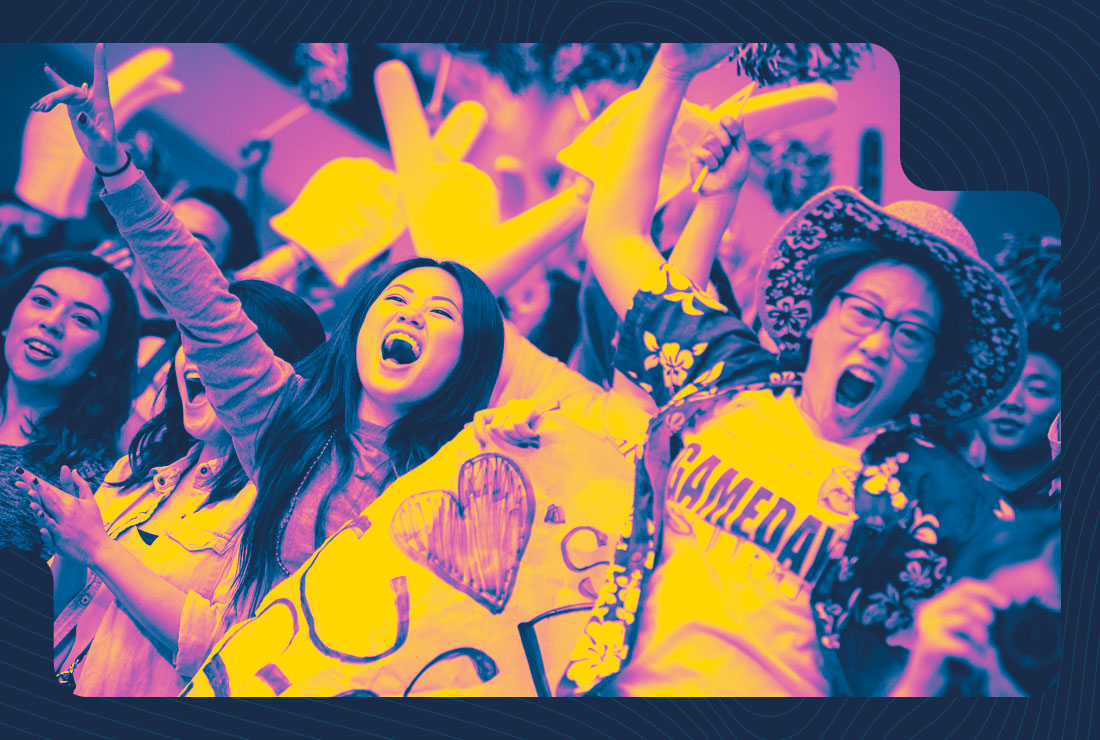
[
  {"xmin": 730, "ymin": 44, "xmax": 872, "ymax": 87},
  {"xmin": 445, "ymin": 43, "xmax": 545, "ymax": 93},
  {"xmin": 446, "ymin": 43, "xmax": 658, "ymax": 93},
  {"xmin": 994, "ymin": 233, "xmax": 1061, "ymax": 331},
  {"xmin": 749, "ymin": 133, "xmax": 832, "ymax": 212},
  {"xmin": 549, "ymin": 43, "xmax": 658, "ymax": 90},
  {"xmin": 295, "ymin": 43, "xmax": 351, "ymax": 106}
]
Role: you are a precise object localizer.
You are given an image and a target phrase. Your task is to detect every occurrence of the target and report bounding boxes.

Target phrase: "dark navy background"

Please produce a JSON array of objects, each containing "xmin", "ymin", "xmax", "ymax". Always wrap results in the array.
[{"xmin": 2, "ymin": 1, "xmax": 1093, "ymax": 737}]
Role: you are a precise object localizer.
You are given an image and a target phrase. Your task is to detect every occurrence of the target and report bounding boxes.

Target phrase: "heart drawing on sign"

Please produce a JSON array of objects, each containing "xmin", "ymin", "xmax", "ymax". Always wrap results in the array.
[{"xmin": 391, "ymin": 453, "xmax": 535, "ymax": 614}]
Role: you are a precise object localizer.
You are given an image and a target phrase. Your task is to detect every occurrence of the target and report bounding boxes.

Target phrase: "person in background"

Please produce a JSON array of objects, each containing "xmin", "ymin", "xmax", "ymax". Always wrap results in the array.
[
  {"xmin": 0, "ymin": 192, "xmax": 66, "ymax": 275},
  {"xmin": 975, "ymin": 323, "xmax": 1061, "ymax": 508},
  {"xmin": 24, "ymin": 279, "xmax": 325, "ymax": 697},
  {"xmin": 97, "ymin": 186, "xmax": 262, "ymax": 449}
]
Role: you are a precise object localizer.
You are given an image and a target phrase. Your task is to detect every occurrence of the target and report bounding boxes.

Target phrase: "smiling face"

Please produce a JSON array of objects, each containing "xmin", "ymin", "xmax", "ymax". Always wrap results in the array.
[
  {"xmin": 4, "ymin": 267, "xmax": 113, "ymax": 393},
  {"xmin": 355, "ymin": 266, "xmax": 465, "ymax": 420},
  {"xmin": 801, "ymin": 260, "xmax": 943, "ymax": 440},
  {"xmin": 979, "ymin": 352, "xmax": 1061, "ymax": 455},
  {"xmin": 173, "ymin": 344, "xmax": 230, "ymax": 446}
]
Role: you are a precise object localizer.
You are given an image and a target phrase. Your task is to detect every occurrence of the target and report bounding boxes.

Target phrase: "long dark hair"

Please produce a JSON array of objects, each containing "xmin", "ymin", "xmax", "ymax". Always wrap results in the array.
[
  {"xmin": 233, "ymin": 258, "xmax": 505, "ymax": 616},
  {"xmin": 807, "ymin": 237, "xmax": 967, "ymax": 417},
  {"xmin": 120, "ymin": 280, "xmax": 326, "ymax": 505},
  {"xmin": 0, "ymin": 251, "xmax": 139, "ymax": 469}
]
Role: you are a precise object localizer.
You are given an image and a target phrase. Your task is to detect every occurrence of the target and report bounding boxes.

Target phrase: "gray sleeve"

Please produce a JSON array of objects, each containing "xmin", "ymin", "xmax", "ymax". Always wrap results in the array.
[{"xmin": 100, "ymin": 174, "xmax": 294, "ymax": 478}]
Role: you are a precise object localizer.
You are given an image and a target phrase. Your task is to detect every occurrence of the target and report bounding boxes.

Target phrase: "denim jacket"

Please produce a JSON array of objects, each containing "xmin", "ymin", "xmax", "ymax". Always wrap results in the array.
[{"xmin": 54, "ymin": 450, "xmax": 256, "ymax": 696}]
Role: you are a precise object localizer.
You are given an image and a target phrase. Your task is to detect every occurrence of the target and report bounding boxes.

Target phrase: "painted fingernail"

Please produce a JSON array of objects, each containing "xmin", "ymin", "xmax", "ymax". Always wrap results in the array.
[
  {"xmin": 77, "ymin": 112, "xmax": 88, "ymax": 125},
  {"xmin": 33, "ymin": 478, "xmax": 39, "ymax": 485},
  {"xmin": 15, "ymin": 466, "xmax": 23, "ymax": 474}
]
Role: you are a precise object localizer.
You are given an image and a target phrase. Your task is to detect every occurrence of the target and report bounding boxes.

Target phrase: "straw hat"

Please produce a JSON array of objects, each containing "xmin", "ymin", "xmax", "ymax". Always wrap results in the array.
[{"xmin": 756, "ymin": 186, "xmax": 1027, "ymax": 424}]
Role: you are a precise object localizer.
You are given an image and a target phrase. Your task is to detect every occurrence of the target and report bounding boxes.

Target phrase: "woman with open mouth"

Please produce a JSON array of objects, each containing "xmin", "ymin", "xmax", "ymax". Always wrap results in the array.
[
  {"xmin": 2, "ymin": 250, "xmax": 139, "ymax": 555},
  {"xmin": 29, "ymin": 45, "xmax": 521, "ymax": 630},
  {"xmin": 21, "ymin": 279, "xmax": 325, "ymax": 697},
  {"xmin": 553, "ymin": 44, "xmax": 1029, "ymax": 697},
  {"xmin": 0, "ymin": 249, "xmax": 138, "ymax": 689}
]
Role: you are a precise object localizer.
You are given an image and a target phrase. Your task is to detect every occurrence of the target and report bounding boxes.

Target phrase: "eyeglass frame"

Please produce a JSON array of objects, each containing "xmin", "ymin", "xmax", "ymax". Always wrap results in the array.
[{"xmin": 834, "ymin": 291, "xmax": 939, "ymax": 360}]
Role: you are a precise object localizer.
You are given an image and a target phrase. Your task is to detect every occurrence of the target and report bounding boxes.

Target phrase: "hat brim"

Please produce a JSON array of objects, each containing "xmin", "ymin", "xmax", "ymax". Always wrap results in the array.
[{"xmin": 756, "ymin": 186, "xmax": 1027, "ymax": 426}]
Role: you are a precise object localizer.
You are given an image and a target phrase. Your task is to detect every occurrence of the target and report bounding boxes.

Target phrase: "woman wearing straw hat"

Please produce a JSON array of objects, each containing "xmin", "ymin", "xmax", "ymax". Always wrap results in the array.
[{"xmin": 553, "ymin": 44, "xmax": 1028, "ymax": 697}]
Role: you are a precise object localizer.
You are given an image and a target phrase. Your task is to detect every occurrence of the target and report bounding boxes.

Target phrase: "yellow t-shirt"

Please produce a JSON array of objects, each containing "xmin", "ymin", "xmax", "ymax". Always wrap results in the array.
[{"xmin": 612, "ymin": 388, "xmax": 864, "ymax": 696}]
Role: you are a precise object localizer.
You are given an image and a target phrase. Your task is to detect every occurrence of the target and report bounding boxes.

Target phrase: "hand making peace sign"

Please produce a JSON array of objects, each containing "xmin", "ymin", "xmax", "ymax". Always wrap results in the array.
[{"xmin": 30, "ymin": 43, "xmax": 128, "ymax": 173}]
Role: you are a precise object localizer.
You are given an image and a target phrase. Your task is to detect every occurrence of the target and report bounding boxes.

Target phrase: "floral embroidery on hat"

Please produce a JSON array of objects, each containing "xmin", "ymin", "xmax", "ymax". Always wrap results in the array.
[
  {"xmin": 756, "ymin": 187, "xmax": 1026, "ymax": 425},
  {"xmin": 768, "ymin": 296, "xmax": 812, "ymax": 338}
]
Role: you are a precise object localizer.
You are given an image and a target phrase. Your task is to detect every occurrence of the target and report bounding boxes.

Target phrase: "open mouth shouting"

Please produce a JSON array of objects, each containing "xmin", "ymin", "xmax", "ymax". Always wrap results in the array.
[
  {"xmin": 24, "ymin": 337, "xmax": 60, "ymax": 363},
  {"xmin": 183, "ymin": 369, "xmax": 207, "ymax": 403},
  {"xmin": 381, "ymin": 330, "xmax": 423, "ymax": 367},
  {"xmin": 835, "ymin": 365, "xmax": 878, "ymax": 409}
]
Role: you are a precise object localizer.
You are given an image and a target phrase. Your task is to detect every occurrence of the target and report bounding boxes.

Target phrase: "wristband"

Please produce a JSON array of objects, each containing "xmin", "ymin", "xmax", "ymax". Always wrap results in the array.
[{"xmin": 95, "ymin": 152, "xmax": 132, "ymax": 178}]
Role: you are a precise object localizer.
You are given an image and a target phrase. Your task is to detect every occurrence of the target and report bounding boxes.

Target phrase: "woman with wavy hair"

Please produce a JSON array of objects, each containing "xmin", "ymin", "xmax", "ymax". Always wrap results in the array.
[
  {"xmin": 1, "ymin": 250, "xmax": 138, "ymax": 554},
  {"xmin": 26, "ymin": 279, "xmax": 326, "ymax": 696},
  {"xmin": 30, "ymin": 45, "xmax": 509, "ymax": 628}
]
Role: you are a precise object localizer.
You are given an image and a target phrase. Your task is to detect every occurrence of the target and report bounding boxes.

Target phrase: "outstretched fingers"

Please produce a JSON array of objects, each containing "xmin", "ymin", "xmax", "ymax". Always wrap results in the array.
[
  {"xmin": 43, "ymin": 63, "xmax": 72, "ymax": 90},
  {"xmin": 91, "ymin": 43, "xmax": 110, "ymax": 102},
  {"xmin": 30, "ymin": 85, "xmax": 89, "ymax": 113}
]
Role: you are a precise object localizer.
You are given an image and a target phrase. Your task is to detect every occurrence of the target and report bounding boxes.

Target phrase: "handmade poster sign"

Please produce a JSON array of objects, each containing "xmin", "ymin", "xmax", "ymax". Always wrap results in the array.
[{"xmin": 183, "ymin": 416, "xmax": 634, "ymax": 697}]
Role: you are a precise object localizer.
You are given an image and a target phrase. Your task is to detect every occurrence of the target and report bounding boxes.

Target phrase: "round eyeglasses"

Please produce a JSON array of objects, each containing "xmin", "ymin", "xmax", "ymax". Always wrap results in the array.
[{"xmin": 836, "ymin": 291, "xmax": 938, "ymax": 361}]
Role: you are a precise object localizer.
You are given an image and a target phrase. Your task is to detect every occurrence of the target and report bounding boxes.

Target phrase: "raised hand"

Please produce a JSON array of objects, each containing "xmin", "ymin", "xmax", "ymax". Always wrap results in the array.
[
  {"xmin": 93, "ymin": 238, "xmax": 135, "ymax": 276},
  {"xmin": 892, "ymin": 578, "xmax": 1020, "ymax": 696},
  {"xmin": 17, "ymin": 465, "xmax": 109, "ymax": 566},
  {"xmin": 653, "ymin": 43, "xmax": 739, "ymax": 81},
  {"xmin": 690, "ymin": 115, "xmax": 750, "ymax": 197},
  {"xmin": 472, "ymin": 398, "xmax": 561, "ymax": 449},
  {"xmin": 30, "ymin": 43, "xmax": 127, "ymax": 172}
]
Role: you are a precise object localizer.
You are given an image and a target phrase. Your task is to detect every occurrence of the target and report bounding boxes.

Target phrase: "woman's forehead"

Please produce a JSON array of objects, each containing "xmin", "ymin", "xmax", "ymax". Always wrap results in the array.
[
  {"xmin": 385, "ymin": 267, "xmax": 463, "ymax": 306},
  {"xmin": 30, "ymin": 266, "xmax": 112, "ymax": 313},
  {"xmin": 844, "ymin": 260, "xmax": 941, "ymax": 319}
]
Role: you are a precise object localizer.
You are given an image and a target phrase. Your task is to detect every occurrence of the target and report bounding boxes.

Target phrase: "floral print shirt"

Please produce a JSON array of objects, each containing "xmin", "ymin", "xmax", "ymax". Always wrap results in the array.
[{"xmin": 557, "ymin": 264, "xmax": 1008, "ymax": 697}]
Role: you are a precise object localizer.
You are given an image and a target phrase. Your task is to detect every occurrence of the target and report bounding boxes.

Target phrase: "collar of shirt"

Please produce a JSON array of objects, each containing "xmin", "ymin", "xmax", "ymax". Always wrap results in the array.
[{"xmin": 102, "ymin": 448, "xmax": 228, "ymax": 537}]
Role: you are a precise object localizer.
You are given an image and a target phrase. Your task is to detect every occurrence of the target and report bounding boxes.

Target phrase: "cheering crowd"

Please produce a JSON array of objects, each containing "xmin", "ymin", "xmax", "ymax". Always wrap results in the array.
[{"xmin": 0, "ymin": 43, "xmax": 1060, "ymax": 697}]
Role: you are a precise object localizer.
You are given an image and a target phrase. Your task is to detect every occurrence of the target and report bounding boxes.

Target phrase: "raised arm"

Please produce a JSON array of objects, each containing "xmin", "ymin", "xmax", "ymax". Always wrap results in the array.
[
  {"xmin": 667, "ymin": 117, "xmax": 749, "ymax": 289},
  {"xmin": 582, "ymin": 43, "xmax": 736, "ymax": 319},
  {"xmin": 32, "ymin": 44, "xmax": 290, "ymax": 478},
  {"xmin": 466, "ymin": 178, "xmax": 592, "ymax": 295}
]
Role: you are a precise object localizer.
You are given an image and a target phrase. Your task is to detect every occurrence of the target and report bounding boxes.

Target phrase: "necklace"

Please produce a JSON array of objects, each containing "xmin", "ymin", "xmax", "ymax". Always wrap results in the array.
[{"xmin": 276, "ymin": 432, "xmax": 335, "ymax": 576}]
